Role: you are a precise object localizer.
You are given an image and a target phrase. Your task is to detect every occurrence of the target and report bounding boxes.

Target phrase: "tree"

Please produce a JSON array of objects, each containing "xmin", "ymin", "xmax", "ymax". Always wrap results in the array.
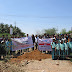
[
  {"xmin": 60, "ymin": 28, "xmax": 66, "ymax": 34},
  {"xmin": 10, "ymin": 24, "xmax": 13, "ymax": 28},
  {"xmin": 0, "ymin": 23, "xmax": 26, "ymax": 37},
  {"xmin": 67, "ymin": 31, "xmax": 72, "ymax": 34},
  {"xmin": 20, "ymin": 32, "xmax": 26, "ymax": 37},
  {"xmin": 44, "ymin": 28, "xmax": 57, "ymax": 35},
  {"xmin": 4, "ymin": 24, "xmax": 9, "ymax": 33},
  {"xmin": 16, "ymin": 27, "xmax": 21, "ymax": 33},
  {"xmin": 0, "ymin": 23, "xmax": 5, "ymax": 33}
]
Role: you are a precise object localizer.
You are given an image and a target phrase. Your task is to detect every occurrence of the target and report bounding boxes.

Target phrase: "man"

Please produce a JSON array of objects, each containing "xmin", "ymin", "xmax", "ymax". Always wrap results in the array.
[
  {"xmin": 0, "ymin": 38, "xmax": 6, "ymax": 60},
  {"xmin": 26, "ymin": 34, "xmax": 30, "ymax": 38},
  {"xmin": 1, "ymin": 35, "xmax": 5, "ymax": 43},
  {"xmin": 47, "ymin": 34, "xmax": 50, "ymax": 38},
  {"xmin": 0, "ymin": 40, "xmax": 1, "ymax": 59},
  {"xmin": 69, "ymin": 38, "xmax": 72, "ymax": 53},
  {"xmin": 43, "ymin": 34, "xmax": 47, "ymax": 53},
  {"xmin": 60, "ymin": 40, "xmax": 65, "ymax": 59},
  {"xmin": 51, "ymin": 39, "xmax": 56, "ymax": 60},
  {"xmin": 62, "ymin": 35, "xmax": 66, "ymax": 43},
  {"xmin": 43, "ymin": 33, "xmax": 47, "ymax": 39},
  {"xmin": 32, "ymin": 34, "xmax": 35, "ymax": 50},
  {"xmin": 26, "ymin": 34, "xmax": 29, "ymax": 52},
  {"xmin": 64, "ymin": 40, "xmax": 69, "ymax": 57},
  {"xmin": 2, "ymin": 35, "xmax": 5, "ymax": 40},
  {"xmin": 55, "ymin": 40, "xmax": 60, "ymax": 59},
  {"xmin": 35, "ymin": 35, "xmax": 38, "ymax": 50},
  {"xmin": 5, "ymin": 39, "xmax": 11, "ymax": 55}
]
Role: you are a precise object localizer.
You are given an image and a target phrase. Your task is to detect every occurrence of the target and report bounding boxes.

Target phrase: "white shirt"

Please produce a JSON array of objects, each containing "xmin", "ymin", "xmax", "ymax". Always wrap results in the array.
[
  {"xmin": 64, "ymin": 43, "xmax": 69, "ymax": 50},
  {"xmin": 62, "ymin": 38, "xmax": 66, "ymax": 42},
  {"xmin": 35, "ymin": 37, "xmax": 38, "ymax": 43}
]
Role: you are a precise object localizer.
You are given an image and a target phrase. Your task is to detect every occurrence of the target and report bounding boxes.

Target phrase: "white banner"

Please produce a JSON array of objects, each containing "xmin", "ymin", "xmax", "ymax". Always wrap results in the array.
[
  {"xmin": 11, "ymin": 37, "xmax": 34, "ymax": 51},
  {"xmin": 38, "ymin": 38, "xmax": 53, "ymax": 51}
]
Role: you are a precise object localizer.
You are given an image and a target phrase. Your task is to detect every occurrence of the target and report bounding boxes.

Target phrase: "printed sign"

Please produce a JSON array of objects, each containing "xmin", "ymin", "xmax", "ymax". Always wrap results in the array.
[
  {"xmin": 38, "ymin": 38, "xmax": 53, "ymax": 51},
  {"xmin": 11, "ymin": 37, "xmax": 34, "ymax": 51}
]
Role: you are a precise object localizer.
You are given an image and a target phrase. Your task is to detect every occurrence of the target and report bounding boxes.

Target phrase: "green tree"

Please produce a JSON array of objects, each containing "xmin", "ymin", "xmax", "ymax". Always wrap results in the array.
[
  {"xmin": 0, "ymin": 23, "xmax": 26, "ymax": 37},
  {"xmin": 0, "ymin": 23, "xmax": 5, "ymax": 33},
  {"xmin": 13, "ymin": 26, "xmax": 17, "ymax": 35},
  {"xmin": 44, "ymin": 28, "xmax": 57, "ymax": 35},
  {"xmin": 4, "ymin": 24, "xmax": 10, "ymax": 33},
  {"xmin": 60, "ymin": 28, "xmax": 66, "ymax": 34},
  {"xmin": 10, "ymin": 24, "xmax": 13, "ymax": 28},
  {"xmin": 16, "ymin": 27, "xmax": 21, "ymax": 33},
  {"xmin": 67, "ymin": 31, "xmax": 72, "ymax": 34}
]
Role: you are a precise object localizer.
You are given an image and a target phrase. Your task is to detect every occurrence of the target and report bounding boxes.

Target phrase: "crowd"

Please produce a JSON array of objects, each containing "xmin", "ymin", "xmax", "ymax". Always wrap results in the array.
[
  {"xmin": 32, "ymin": 33, "xmax": 72, "ymax": 60},
  {"xmin": 0, "ymin": 33, "xmax": 72, "ymax": 60}
]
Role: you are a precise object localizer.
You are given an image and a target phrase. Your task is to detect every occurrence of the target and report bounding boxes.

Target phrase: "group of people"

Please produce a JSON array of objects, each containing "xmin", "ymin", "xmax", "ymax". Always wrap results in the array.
[
  {"xmin": 32, "ymin": 33, "xmax": 72, "ymax": 60},
  {"xmin": 0, "ymin": 35, "xmax": 12, "ymax": 59},
  {"xmin": 0, "ymin": 33, "xmax": 72, "ymax": 60},
  {"xmin": 51, "ymin": 38, "xmax": 72, "ymax": 60}
]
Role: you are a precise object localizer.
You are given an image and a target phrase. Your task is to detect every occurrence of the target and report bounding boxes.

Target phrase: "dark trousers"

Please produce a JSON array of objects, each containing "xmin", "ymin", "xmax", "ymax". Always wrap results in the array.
[
  {"xmin": 0, "ymin": 55, "xmax": 1, "ymax": 59},
  {"xmin": 10, "ymin": 51, "xmax": 12, "ymax": 55},
  {"xmin": 35, "ymin": 43, "xmax": 38, "ymax": 49},
  {"xmin": 56, "ymin": 50, "xmax": 60, "ymax": 59},
  {"xmin": 69, "ymin": 48, "xmax": 72, "ymax": 57},
  {"xmin": 65, "ymin": 50, "xmax": 68, "ymax": 56},
  {"xmin": 32, "ymin": 47, "xmax": 34, "ymax": 50},
  {"xmin": 69, "ymin": 48, "xmax": 71, "ymax": 55},
  {"xmin": 61, "ymin": 50, "xmax": 65, "ymax": 59},
  {"xmin": 71, "ymin": 48, "xmax": 72, "ymax": 53}
]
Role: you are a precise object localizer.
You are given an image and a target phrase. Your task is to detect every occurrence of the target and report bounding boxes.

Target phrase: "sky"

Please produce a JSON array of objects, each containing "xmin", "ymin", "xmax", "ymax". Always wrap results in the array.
[{"xmin": 0, "ymin": 0, "xmax": 72, "ymax": 35}]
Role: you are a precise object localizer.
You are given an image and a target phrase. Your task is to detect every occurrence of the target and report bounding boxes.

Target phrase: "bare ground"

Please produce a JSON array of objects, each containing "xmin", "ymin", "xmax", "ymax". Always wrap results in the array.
[{"xmin": 0, "ymin": 58, "xmax": 72, "ymax": 72}]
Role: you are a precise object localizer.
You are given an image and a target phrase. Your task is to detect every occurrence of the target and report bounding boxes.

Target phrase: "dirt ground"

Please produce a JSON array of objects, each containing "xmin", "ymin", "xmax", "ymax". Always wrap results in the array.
[
  {"xmin": 10, "ymin": 50, "xmax": 52, "ymax": 63},
  {"xmin": 0, "ymin": 50, "xmax": 72, "ymax": 72},
  {"xmin": 0, "ymin": 58, "xmax": 72, "ymax": 72}
]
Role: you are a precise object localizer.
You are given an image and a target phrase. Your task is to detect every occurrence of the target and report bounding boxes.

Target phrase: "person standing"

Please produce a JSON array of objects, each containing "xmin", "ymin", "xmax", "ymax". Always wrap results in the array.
[
  {"xmin": 43, "ymin": 33, "xmax": 47, "ymax": 39},
  {"xmin": 47, "ymin": 34, "xmax": 50, "ymax": 38},
  {"xmin": 26, "ymin": 34, "xmax": 29, "ymax": 52},
  {"xmin": 35, "ymin": 35, "xmax": 38, "ymax": 50},
  {"xmin": 1, "ymin": 35, "xmax": 5, "ymax": 43},
  {"xmin": 55, "ymin": 40, "xmax": 60, "ymax": 59},
  {"xmin": 62, "ymin": 35, "xmax": 66, "ymax": 43},
  {"xmin": 51, "ymin": 39, "xmax": 56, "ymax": 60},
  {"xmin": 0, "ymin": 38, "xmax": 6, "ymax": 59},
  {"xmin": 60, "ymin": 40, "xmax": 65, "ymax": 59},
  {"xmin": 32, "ymin": 34, "xmax": 35, "ymax": 50},
  {"xmin": 43, "ymin": 33, "xmax": 47, "ymax": 53},
  {"xmin": 64, "ymin": 40, "xmax": 69, "ymax": 57},
  {"xmin": 69, "ymin": 38, "xmax": 72, "ymax": 53},
  {"xmin": 0, "ymin": 40, "xmax": 1, "ymax": 59},
  {"xmin": 5, "ymin": 39, "xmax": 11, "ymax": 55},
  {"xmin": 2, "ymin": 35, "xmax": 5, "ymax": 40}
]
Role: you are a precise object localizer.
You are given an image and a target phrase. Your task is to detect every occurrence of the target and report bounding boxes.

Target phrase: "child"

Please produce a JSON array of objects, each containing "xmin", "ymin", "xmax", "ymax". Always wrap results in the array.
[
  {"xmin": 64, "ymin": 40, "xmax": 69, "ymax": 57},
  {"xmin": 0, "ymin": 41, "xmax": 1, "ymax": 59},
  {"xmin": 51, "ymin": 39, "xmax": 56, "ymax": 60},
  {"xmin": 69, "ymin": 38, "xmax": 72, "ymax": 53},
  {"xmin": 60, "ymin": 40, "xmax": 65, "ymax": 59},
  {"xmin": 0, "ymin": 40, "xmax": 6, "ymax": 59},
  {"xmin": 55, "ymin": 40, "xmax": 60, "ymax": 59},
  {"xmin": 5, "ymin": 39, "xmax": 11, "ymax": 55}
]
